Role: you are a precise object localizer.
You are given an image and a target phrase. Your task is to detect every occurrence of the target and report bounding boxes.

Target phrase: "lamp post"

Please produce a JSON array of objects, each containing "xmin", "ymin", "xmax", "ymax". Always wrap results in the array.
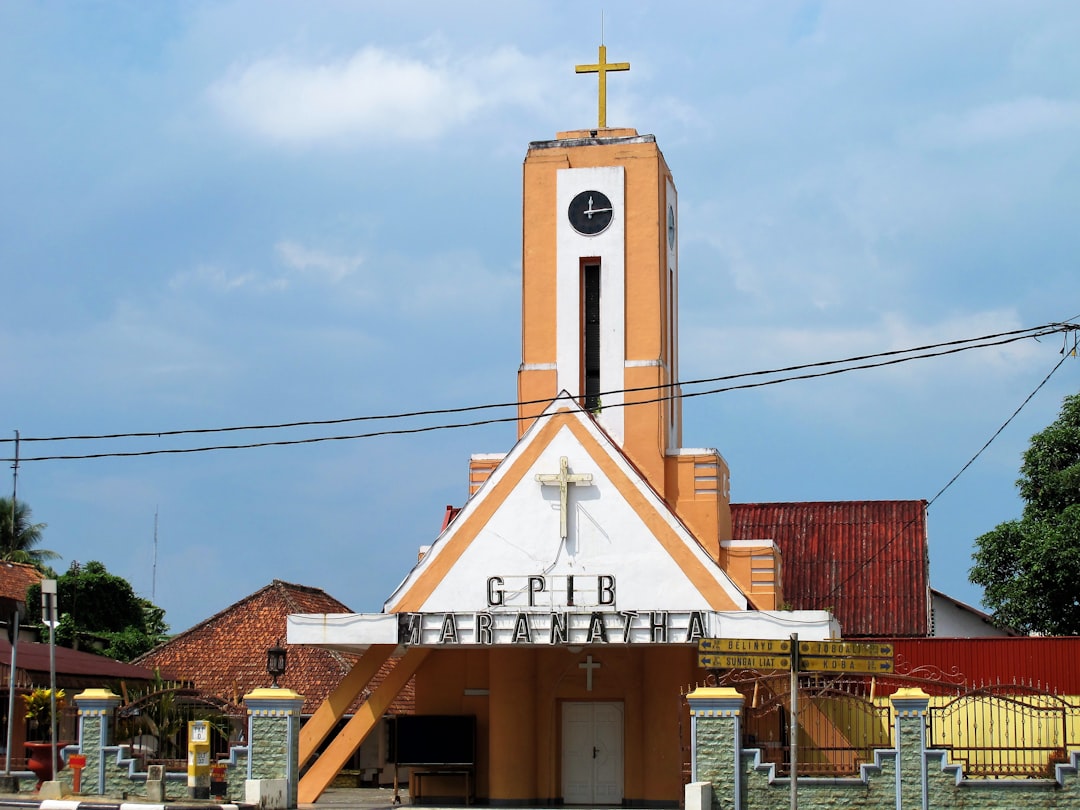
[
  {"xmin": 40, "ymin": 580, "xmax": 58, "ymax": 784},
  {"xmin": 69, "ymin": 561, "xmax": 80, "ymax": 651},
  {"xmin": 266, "ymin": 640, "xmax": 287, "ymax": 688},
  {"xmin": 3, "ymin": 607, "xmax": 20, "ymax": 781}
]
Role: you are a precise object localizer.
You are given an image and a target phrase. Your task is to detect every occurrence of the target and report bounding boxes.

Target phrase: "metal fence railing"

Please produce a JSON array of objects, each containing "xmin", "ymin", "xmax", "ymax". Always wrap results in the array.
[
  {"xmin": 927, "ymin": 685, "xmax": 1080, "ymax": 779},
  {"xmin": 685, "ymin": 671, "xmax": 1080, "ymax": 780}
]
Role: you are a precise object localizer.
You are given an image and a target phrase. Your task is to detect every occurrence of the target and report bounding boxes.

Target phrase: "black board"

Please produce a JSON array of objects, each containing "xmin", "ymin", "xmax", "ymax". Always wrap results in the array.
[{"xmin": 387, "ymin": 715, "xmax": 476, "ymax": 766}]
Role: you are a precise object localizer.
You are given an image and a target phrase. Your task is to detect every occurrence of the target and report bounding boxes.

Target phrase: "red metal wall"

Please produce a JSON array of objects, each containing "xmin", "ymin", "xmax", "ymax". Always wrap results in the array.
[{"xmin": 884, "ymin": 636, "xmax": 1080, "ymax": 693}]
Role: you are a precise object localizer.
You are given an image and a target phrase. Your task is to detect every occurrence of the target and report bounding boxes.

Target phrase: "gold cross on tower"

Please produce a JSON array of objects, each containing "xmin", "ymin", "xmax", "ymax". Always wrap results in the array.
[
  {"xmin": 535, "ymin": 456, "xmax": 594, "ymax": 541},
  {"xmin": 575, "ymin": 44, "xmax": 630, "ymax": 129}
]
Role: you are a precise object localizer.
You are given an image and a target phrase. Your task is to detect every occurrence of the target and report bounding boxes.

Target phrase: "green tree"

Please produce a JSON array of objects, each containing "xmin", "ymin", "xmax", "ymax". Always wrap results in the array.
[
  {"xmin": 0, "ymin": 497, "xmax": 58, "ymax": 570},
  {"xmin": 26, "ymin": 560, "xmax": 169, "ymax": 661},
  {"xmin": 970, "ymin": 392, "xmax": 1080, "ymax": 635}
]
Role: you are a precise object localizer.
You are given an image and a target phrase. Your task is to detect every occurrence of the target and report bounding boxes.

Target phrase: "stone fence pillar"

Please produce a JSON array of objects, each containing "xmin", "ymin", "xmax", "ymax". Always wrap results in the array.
[
  {"xmin": 686, "ymin": 687, "xmax": 745, "ymax": 810},
  {"xmin": 73, "ymin": 688, "xmax": 122, "ymax": 795},
  {"xmin": 244, "ymin": 687, "xmax": 304, "ymax": 810},
  {"xmin": 890, "ymin": 687, "xmax": 930, "ymax": 810}
]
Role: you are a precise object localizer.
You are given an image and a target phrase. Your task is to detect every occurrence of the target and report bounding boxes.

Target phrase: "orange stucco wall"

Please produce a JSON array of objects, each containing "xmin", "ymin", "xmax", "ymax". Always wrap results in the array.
[
  {"xmin": 410, "ymin": 646, "xmax": 701, "ymax": 805},
  {"xmin": 517, "ymin": 132, "xmax": 678, "ymax": 496}
]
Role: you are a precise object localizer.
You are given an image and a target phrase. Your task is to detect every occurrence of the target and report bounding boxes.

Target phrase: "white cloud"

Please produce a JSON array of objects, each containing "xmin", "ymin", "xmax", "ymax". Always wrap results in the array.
[
  {"xmin": 275, "ymin": 240, "xmax": 362, "ymax": 283},
  {"xmin": 168, "ymin": 244, "xmax": 365, "ymax": 296},
  {"xmin": 168, "ymin": 263, "xmax": 285, "ymax": 293},
  {"xmin": 902, "ymin": 96, "xmax": 1080, "ymax": 150},
  {"xmin": 395, "ymin": 249, "xmax": 517, "ymax": 317},
  {"xmin": 680, "ymin": 308, "xmax": 1045, "ymax": 428},
  {"xmin": 207, "ymin": 45, "xmax": 547, "ymax": 145}
]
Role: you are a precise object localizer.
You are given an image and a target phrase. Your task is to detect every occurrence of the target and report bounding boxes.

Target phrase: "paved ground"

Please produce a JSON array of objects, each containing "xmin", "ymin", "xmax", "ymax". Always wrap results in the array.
[
  {"xmin": 301, "ymin": 787, "xmax": 409, "ymax": 809},
  {"xmin": 0, "ymin": 786, "xmax": 411, "ymax": 809}
]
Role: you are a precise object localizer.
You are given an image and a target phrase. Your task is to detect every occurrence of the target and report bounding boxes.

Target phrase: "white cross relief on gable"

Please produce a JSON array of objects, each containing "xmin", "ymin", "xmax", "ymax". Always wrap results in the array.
[
  {"xmin": 535, "ymin": 455, "xmax": 594, "ymax": 543},
  {"xmin": 405, "ymin": 428, "xmax": 740, "ymax": 615}
]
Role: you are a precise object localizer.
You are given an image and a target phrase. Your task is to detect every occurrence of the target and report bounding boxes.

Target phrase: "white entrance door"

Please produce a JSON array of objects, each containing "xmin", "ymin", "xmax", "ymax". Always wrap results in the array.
[{"xmin": 562, "ymin": 702, "xmax": 624, "ymax": 805}]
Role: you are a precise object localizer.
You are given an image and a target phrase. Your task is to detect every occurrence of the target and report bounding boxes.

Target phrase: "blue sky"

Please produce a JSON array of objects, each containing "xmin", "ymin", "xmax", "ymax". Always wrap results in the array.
[{"xmin": 1, "ymin": 2, "xmax": 1078, "ymax": 635}]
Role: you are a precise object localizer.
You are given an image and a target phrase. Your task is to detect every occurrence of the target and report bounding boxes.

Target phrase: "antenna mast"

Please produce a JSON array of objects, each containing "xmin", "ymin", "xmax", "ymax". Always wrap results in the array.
[
  {"xmin": 152, "ymin": 507, "xmax": 158, "ymax": 602},
  {"xmin": 9, "ymin": 431, "xmax": 18, "ymax": 533}
]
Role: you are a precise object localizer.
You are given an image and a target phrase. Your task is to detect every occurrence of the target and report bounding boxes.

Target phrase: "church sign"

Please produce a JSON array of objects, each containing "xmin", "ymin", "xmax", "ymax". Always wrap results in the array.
[
  {"xmin": 397, "ymin": 606, "xmax": 709, "ymax": 647},
  {"xmin": 397, "ymin": 572, "xmax": 712, "ymax": 646},
  {"xmin": 485, "ymin": 574, "xmax": 616, "ymax": 608}
]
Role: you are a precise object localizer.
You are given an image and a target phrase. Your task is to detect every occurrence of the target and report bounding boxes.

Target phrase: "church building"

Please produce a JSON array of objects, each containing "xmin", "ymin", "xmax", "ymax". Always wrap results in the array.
[{"xmin": 288, "ymin": 46, "xmax": 839, "ymax": 806}]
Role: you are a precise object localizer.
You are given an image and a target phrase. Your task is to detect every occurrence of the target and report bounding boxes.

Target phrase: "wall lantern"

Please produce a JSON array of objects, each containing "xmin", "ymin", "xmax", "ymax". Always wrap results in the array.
[{"xmin": 266, "ymin": 640, "xmax": 287, "ymax": 688}]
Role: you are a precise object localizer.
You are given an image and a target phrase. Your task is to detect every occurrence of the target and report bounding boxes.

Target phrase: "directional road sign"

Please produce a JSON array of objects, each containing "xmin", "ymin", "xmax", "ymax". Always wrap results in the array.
[
  {"xmin": 698, "ymin": 638, "xmax": 791, "ymax": 654},
  {"xmin": 698, "ymin": 653, "xmax": 792, "ymax": 671},
  {"xmin": 798, "ymin": 641, "xmax": 893, "ymax": 658},
  {"xmin": 800, "ymin": 656, "xmax": 895, "ymax": 674}
]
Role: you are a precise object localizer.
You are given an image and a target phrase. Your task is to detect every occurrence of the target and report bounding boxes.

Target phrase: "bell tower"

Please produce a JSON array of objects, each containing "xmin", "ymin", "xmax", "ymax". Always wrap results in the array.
[
  {"xmin": 510, "ymin": 46, "xmax": 738, "ymax": 571},
  {"xmin": 517, "ymin": 125, "xmax": 681, "ymax": 491}
]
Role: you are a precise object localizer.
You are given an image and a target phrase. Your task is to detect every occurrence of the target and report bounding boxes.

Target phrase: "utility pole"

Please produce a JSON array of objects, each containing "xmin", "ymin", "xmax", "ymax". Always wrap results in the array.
[
  {"xmin": 41, "ymin": 580, "xmax": 58, "ymax": 786},
  {"xmin": 3, "ymin": 609, "xmax": 20, "ymax": 780},
  {"xmin": 9, "ymin": 431, "xmax": 18, "ymax": 540},
  {"xmin": 69, "ymin": 561, "xmax": 80, "ymax": 651},
  {"xmin": 3, "ymin": 433, "xmax": 19, "ymax": 784},
  {"xmin": 790, "ymin": 632, "xmax": 799, "ymax": 810}
]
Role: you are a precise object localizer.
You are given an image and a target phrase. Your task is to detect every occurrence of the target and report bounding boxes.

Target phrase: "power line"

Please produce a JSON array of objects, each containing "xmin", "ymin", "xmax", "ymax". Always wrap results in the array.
[
  {"xmin": 818, "ymin": 348, "xmax": 1075, "ymax": 606},
  {"xmin": 2, "ymin": 322, "xmax": 1075, "ymax": 463},
  {"xmin": 2, "ymin": 321, "xmax": 1071, "ymax": 444},
  {"xmin": 927, "ymin": 351, "xmax": 1070, "ymax": 507}
]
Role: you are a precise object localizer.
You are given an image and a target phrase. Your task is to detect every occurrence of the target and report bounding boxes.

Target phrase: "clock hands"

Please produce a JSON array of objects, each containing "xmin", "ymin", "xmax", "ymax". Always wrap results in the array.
[{"xmin": 583, "ymin": 195, "xmax": 612, "ymax": 219}]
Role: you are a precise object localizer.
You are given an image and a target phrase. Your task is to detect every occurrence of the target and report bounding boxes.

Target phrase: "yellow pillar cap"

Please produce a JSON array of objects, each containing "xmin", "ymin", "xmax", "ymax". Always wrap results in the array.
[
  {"xmin": 243, "ymin": 687, "xmax": 304, "ymax": 702},
  {"xmin": 686, "ymin": 687, "xmax": 743, "ymax": 700},
  {"xmin": 73, "ymin": 688, "xmax": 121, "ymax": 701},
  {"xmin": 890, "ymin": 687, "xmax": 930, "ymax": 700}
]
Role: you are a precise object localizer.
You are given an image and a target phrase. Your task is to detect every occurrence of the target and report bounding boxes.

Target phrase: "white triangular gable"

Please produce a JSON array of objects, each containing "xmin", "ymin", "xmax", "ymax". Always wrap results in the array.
[
  {"xmin": 384, "ymin": 397, "xmax": 747, "ymax": 616},
  {"xmin": 289, "ymin": 399, "xmax": 840, "ymax": 650}
]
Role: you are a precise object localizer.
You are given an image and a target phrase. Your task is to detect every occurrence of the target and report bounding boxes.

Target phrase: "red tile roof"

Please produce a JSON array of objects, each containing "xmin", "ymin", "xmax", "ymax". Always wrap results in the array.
[
  {"xmin": 0, "ymin": 561, "xmax": 43, "ymax": 603},
  {"xmin": 134, "ymin": 580, "xmax": 413, "ymax": 715},
  {"xmin": 731, "ymin": 501, "xmax": 929, "ymax": 637}
]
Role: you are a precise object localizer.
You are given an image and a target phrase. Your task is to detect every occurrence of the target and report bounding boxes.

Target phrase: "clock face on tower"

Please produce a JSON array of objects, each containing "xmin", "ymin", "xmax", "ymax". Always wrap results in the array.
[
  {"xmin": 568, "ymin": 190, "xmax": 614, "ymax": 235},
  {"xmin": 667, "ymin": 204, "xmax": 676, "ymax": 249}
]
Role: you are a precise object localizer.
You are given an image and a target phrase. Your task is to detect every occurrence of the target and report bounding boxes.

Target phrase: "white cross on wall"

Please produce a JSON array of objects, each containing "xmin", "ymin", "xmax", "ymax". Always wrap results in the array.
[
  {"xmin": 535, "ymin": 456, "xmax": 594, "ymax": 540},
  {"xmin": 579, "ymin": 655, "xmax": 601, "ymax": 692}
]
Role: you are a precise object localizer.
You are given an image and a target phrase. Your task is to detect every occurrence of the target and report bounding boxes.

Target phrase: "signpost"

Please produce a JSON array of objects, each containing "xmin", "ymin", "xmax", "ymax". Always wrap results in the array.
[
  {"xmin": 699, "ymin": 637, "xmax": 791, "ymax": 654},
  {"xmin": 697, "ymin": 638, "xmax": 895, "ymax": 674},
  {"xmin": 800, "ymin": 656, "xmax": 894, "ymax": 674},
  {"xmin": 695, "ymin": 637, "xmax": 897, "ymax": 810},
  {"xmin": 697, "ymin": 638, "xmax": 792, "ymax": 670},
  {"xmin": 698, "ymin": 653, "xmax": 792, "ymax": 670},
  {"xmin": 41, "ymin": 580, "xmax": 58, "ymax": 790},
  {"xmin": 798, "ymin": 641, "xmax": 893, "ymax": 658},
  {"xmin": 798, "ymin": 640, "xmax": 894, "ymax": 674}
]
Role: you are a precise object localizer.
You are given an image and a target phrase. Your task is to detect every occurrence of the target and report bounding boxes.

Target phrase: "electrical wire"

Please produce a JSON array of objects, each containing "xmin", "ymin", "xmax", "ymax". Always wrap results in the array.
[
  {"xmin": 817, "ymin": 349, "xmax": 1074, "ymax": 607},
  {"xmin": 2, "ymin": 321, "xmax": 1071, "ymax": 445},
  {"xmin": 927, "ymin": 352, "xmax": 1069, "ymax": 507},
  {"xmin": 3, "ymin": 322, "xmax": 1075, "ymax": 463}
]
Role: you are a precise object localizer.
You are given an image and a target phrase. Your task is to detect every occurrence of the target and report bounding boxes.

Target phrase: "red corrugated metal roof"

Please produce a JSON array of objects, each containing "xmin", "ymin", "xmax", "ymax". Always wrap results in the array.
[
  {"xmin": 731, "ymin": 501, "xmax": 929, "ymax": 637},
  {"xmin": 885, "ymin": 637, "xmax": 1080, "ymax": 693},
  {"xmin": 0, "ymin": 637, "xmax": 155, "ymax": 682}
]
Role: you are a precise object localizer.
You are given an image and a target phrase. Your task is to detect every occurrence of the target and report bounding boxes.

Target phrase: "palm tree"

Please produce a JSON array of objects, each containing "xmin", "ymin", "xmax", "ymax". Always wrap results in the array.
[{"xmin": 0, "ymin": 497, "xmax": 58, "ymax": 570}]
